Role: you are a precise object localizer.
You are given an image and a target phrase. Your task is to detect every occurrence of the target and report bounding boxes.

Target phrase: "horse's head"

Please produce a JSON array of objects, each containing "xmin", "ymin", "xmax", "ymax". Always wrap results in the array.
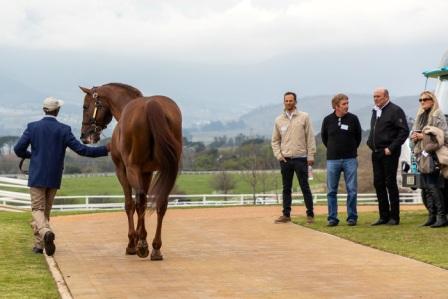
[{"xmin": 79, "ymin": 86, "xmax": 113, "ymax": 144}]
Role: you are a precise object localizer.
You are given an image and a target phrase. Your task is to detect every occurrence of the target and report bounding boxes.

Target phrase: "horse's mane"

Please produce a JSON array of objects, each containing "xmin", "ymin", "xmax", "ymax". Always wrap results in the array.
[{"xmin": 104, "ymin": 83, "xmax": 143, "ymax": 98}]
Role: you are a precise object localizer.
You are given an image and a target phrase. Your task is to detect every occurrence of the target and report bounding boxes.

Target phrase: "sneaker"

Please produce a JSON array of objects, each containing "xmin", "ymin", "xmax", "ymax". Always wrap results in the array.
[
  {"xmin": 274, "ymin": 215, "xmax": 291, "ymax": 223},
  {"xmin": 327, "ymin": 221, "xmax": 338, "ymax": 227},
  {"xmin": 32, "ymin": 247, "xmax": 43, "ymax": 254},
  {"xmin": 306, "ymin": 216, "xmax": 314, "ymax": 224},
  {"xmin": 347, "ymin": 220, "xmax": 357, "ymax": 226},
  {"xmin": 44, "ymin": 231, "xmax": 56, "ymax": 256}
]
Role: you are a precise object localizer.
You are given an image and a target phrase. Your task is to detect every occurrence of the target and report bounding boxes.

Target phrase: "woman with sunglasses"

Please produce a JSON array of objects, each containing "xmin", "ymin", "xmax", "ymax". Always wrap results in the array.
[{"xmin": 410, "ymin": 91, "xmax": 448, "ymax": 227}]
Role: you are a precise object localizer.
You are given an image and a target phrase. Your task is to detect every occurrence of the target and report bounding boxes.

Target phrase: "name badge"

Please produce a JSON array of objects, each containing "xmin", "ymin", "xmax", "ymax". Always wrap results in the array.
[{"xmin": 340, "ymin": 124, "xmax": 349, "ymax": 130}]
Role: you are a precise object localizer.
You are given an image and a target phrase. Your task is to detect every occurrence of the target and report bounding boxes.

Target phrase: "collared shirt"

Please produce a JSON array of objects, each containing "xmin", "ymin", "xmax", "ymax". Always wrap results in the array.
[
  {"xmin": 373, "ymin": 100, "xmax": 390, "ymax": 118},
  {"xmin": 285, "ymin": 110, "xmax": 294, "ymax": 120}
]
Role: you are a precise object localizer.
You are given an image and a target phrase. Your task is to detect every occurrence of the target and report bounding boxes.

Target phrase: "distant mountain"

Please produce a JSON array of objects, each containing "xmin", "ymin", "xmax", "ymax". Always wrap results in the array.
[
  {"xmin": 186, "ymin": 94, "xmax": 420, "ymax": 142},
  {"xmin": 0, "ymin": 74, "xmax": 115, "ymax": 136},
  {"xmin": 0, "ymin": 72, "xmax": 420, "ymax": 141}
]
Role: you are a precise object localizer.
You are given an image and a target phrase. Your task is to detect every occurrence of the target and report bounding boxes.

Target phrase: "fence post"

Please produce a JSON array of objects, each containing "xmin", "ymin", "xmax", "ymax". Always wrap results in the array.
[
  {"xmin": 85, "ymin": 196, "xmax": 89, "ymax": 210},
  {"xmin": 202, "ymin": 195, "xmax": 206, "ymax": 206}
]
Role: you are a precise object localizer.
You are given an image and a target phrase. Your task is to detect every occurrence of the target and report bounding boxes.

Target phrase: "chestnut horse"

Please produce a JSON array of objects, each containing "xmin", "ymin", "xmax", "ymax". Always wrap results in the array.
[{"xmin": 79, "ymin": 83, "xmax": 182, "ymax": 260}]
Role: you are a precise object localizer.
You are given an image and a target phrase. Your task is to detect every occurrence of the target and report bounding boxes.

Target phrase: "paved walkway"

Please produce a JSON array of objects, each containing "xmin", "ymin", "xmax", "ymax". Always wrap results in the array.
[{"xmin": 52, "ymin": 206, "xmax": 448, "ymax": 298}]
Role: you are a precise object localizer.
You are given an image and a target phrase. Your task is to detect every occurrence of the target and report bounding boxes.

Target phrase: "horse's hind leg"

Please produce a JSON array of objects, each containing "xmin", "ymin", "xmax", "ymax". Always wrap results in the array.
[
  {"xmin": 115, "ymin": 164, "xmax": 137, "ymax": 255},
  {"xmin": 151, "ymin": 199, "xmax": 168, "ymax": 261}
]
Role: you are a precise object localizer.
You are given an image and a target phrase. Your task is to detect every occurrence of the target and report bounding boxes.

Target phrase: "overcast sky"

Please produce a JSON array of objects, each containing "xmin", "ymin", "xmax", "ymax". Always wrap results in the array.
[
  {"xmin": 2, "ymin": 0, "xmax": 448, "ymax": 63},
  {"xmin": 1, "ymin": 0, "xmax": 448, "ymax": 125}
]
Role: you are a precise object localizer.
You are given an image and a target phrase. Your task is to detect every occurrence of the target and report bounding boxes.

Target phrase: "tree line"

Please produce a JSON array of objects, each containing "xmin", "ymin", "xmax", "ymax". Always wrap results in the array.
[{"xmin": 0, "ymin": 132, "xmax": 372, "ymax": 174}]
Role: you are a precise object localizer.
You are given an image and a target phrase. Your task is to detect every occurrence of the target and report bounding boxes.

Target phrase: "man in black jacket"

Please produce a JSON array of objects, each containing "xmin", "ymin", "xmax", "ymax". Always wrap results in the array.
[
  {"xmin": 367, "ymin": 88, "xmax": 409, "ymax": 225},
  {"xmin": 321, "ymin": 94, "xmax": 362, "ymax": 226}
]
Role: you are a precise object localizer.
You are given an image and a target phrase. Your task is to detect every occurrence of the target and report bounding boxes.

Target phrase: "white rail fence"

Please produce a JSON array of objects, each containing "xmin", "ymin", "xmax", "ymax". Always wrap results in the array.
[{"xmin": 0, "ymin": 176, "xmax": 423, "ymax": 211}]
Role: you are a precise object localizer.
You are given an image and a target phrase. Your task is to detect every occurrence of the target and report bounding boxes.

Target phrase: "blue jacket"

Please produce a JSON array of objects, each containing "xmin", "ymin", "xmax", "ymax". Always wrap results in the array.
[{"xmin": 14, "ymin": 117, "xmax": 108, "ymax": 189}]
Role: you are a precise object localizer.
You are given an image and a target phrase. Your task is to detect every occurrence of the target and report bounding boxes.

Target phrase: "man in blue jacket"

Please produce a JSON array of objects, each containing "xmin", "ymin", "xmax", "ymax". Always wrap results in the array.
[{"xmin": 14, "ymin": 97, "xmax": 110, "ymax": 256}]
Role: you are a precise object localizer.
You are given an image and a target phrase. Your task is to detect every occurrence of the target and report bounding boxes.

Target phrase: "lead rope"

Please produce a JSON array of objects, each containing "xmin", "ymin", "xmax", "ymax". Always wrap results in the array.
[{"xmin": 19, "ymin": 158, "xmax": 28, "ymax": 175}]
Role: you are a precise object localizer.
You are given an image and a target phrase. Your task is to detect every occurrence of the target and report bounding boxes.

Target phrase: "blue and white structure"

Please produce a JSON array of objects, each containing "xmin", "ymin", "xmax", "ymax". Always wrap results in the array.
[{"xmin": 423, "ymin": 49, "xmax": 448, "ymax": 115}]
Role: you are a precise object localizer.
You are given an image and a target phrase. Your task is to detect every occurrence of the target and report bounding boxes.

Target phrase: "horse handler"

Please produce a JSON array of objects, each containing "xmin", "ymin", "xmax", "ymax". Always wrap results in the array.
[{"xmin": 14, "ymin": 97, "xmax": 110, "ymax": 256}]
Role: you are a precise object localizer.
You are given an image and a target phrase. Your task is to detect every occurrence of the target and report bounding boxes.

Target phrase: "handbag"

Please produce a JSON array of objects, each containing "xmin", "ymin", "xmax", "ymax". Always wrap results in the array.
[{"xmin": 417, "ymin": 151, "xmax": 440, "ymax": 174}]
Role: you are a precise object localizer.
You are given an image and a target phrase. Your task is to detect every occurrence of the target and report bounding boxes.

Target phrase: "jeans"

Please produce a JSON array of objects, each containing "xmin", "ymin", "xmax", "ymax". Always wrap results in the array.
[
  {"xmin": 372, "ymin": 150, "xmax": 400, "ymax": 222},
  {"xmin": 326, "ymin": 158, "xmax": 358, "ymax": 223},
  {"xmin": 280, "ymin": 157, "xmax": 314, "ymax": 217}
]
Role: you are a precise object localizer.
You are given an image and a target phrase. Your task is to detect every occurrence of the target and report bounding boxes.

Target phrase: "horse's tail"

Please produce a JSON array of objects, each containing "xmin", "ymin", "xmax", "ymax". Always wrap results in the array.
[{"xmin": 146, "ymin": 100, "xmax": 182, "ymax": 208}]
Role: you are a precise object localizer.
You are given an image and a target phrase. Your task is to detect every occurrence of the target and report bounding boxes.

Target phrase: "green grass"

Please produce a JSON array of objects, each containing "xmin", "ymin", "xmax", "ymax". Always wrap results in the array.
[
  {"xmin": 57, "ymin": 172, "xmax": 326, "ymax": 196},
  {"xmin": 0, "ymin": 211, "xmax": 59, "ymax": 299},
  {"xmin": 293, "ymin": 210, "xmax": 448, "ymax": 269}
]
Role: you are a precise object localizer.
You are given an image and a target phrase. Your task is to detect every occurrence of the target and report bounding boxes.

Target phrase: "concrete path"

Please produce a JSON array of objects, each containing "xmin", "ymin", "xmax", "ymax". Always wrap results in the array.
[{"xmin": 51, "ymin": 206, "xmax": 448, "ymax": 299}]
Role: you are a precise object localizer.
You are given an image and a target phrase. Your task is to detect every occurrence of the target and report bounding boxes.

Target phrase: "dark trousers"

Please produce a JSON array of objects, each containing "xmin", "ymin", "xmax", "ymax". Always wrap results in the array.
[
  {"xmin": 442, "ymin": 179, "xmax": 448, "ymax": 215},
  {"xmin": 422, "ymin": 187, "xmax": 445, "ymax": 218},
  {"xmin": 280, "ymin": 158, "xmax": 314, "ymax": 217},
  {"xmin": 372, "ymin": 151, "xmax": 400, "ymax": 222}
]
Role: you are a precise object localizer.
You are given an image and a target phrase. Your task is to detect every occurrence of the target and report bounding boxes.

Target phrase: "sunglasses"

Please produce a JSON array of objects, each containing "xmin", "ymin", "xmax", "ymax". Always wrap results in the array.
[{"xmin": 419, "ymin": 97, "xmax": 432, "ymax": 103}]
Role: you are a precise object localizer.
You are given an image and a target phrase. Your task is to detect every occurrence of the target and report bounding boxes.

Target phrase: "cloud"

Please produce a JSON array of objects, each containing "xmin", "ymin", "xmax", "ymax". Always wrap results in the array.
[{"xmin": 1, "ymin": 0, "xmax": 447, "ymax": 64}]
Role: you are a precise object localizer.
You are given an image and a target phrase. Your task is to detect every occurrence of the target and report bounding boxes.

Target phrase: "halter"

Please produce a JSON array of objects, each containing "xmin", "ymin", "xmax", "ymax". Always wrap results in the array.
[{"xmin": 82, "ymin": 91, "xmax": 108, "ymax": 133}]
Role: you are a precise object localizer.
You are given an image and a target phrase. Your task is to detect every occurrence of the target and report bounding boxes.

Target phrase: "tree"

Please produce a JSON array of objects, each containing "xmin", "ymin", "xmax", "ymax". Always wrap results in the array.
[
  {"xmin": 239, "ymin": 140, "xmax": 263, "ymax": 203},
  {"xmin": 209, "ymin": 171, "xmax": 236, "ymax": 196}
]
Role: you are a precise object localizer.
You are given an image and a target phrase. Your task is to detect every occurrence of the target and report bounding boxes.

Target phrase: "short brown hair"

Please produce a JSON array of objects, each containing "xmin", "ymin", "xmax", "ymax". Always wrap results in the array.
[
  {"xmin": 331, "ymin": 93, "xmax": 348, "ymax": 109},
  {"xmin": 283, "ymin": 91, "xmax": 297, "ymax": 102}
]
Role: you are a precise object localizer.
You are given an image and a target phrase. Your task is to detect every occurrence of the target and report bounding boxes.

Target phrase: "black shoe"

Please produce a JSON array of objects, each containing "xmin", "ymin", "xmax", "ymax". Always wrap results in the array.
[
  {"xmin": 32, "ymin": 247, "xmax": 43, "ymax": 254},
  {"xmin": 386, "ymin": 219, "xmax": 399, "ymax": 225},
  {"xmin": 430, "ymin": 217, "xmax": 448, "ymax": 228},
  {"xmin": 421, "ymin": 216, "xmax": 436, "ymax": 227},
  {"xmin": 371, "ymin": 219, "xmax": 388, "ymax": 226},
  {"xmin": 327, "ymin": 221, "xmax": 338, "ymax": 227},
  {"xmin": 347, "ymin": 220, "xmax": 357, "ymax": 226},
  {"xmin": 44, "ymin": 231, "xmax": 56, "ymax": 256}
]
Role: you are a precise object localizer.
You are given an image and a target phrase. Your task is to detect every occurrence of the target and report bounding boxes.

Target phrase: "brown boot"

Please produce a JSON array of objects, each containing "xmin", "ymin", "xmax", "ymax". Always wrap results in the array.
[{"xmin": 274, "ymin": 215, "xmax": 291, "ymax": 223}]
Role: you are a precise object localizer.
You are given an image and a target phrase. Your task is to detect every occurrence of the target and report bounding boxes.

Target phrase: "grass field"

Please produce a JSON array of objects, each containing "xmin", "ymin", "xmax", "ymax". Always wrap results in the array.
[
  {"xmin": 56, "ymin": 171, "xmax": 327, "ymax": 196},
  {"xmin": 0, "ymin": 211, "xmax": 59, "ymax": 299},
  {"xmin": 294, "ymin": 210, "xmax": 448, "ymax": 269}
]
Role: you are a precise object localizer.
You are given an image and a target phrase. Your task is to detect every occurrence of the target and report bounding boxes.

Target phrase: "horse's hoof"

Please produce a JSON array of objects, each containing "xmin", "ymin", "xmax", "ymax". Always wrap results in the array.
[
  {"xmin": 136, "ymin": 240, "xmax": 149, "ymax": 258},
  {"xmin": 126, "ymin": 247, "xmax": 137, "ymax": 255},
  {"xmin": 150, "ymin": 249, "xmax": 163, "ymax": 261}
]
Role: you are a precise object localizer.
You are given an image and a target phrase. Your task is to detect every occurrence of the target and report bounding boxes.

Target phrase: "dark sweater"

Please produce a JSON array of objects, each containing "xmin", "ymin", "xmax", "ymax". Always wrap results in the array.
[
  {"xmin": 321, "ymin": 112, "xmax": 362, "ymax": 160},
  {"xmin": 366, "ymin": 101, "xmax": 409, "ymax": 154}
]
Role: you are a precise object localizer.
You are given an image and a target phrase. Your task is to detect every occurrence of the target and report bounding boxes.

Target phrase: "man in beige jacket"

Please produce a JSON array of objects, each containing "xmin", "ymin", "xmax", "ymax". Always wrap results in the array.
[{"xmin": 272, "ymin": 91, "xmax": 316, "ymax": 223}]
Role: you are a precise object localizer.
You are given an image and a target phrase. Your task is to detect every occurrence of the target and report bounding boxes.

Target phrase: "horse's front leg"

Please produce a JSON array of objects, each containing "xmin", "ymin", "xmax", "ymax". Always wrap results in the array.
[
  {"xmin": 151, "ymin": 199, "xmax": 168, "ymax": 261},
  {"xmin": 135, "ymin": 190, "xmax": 149, "ymax": 258},
  {"xmin": 114, "ymin": 163, "xmax": 137, "ymax": 255},
  {"xmin": 124, "ymin": 196, "xmax": 137, "ymax": 255}
]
